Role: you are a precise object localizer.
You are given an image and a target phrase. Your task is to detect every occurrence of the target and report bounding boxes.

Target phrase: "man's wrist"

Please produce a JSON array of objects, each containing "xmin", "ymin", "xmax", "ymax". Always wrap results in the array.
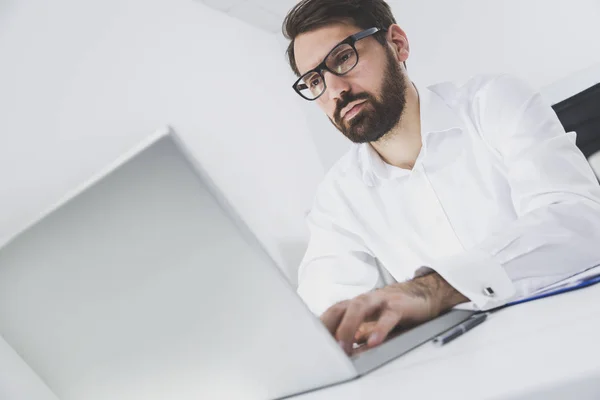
[{"xmin": 412, "ymin": 271, "xmax": 469, "ymax": 316}]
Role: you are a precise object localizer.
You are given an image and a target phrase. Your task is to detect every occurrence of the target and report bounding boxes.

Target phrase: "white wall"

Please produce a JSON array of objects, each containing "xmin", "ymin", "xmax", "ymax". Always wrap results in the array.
[
  {"xmin": 291, "ymin": 0, "xmax": 600, "ymax": 170},
  {"xmin": 0, "ymin": 0, "xmax": 324, "ymax": 282}
]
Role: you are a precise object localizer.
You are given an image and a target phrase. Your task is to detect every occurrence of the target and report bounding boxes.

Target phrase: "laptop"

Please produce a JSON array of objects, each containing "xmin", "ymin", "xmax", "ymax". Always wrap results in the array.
[{"xmin": 0, "ymin": 127, "xmax": 475, "ymax": 400}]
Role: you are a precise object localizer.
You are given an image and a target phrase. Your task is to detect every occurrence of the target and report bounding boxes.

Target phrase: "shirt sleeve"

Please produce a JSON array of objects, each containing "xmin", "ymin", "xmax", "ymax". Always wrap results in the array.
[
  {"xmin": 297, "ymin": 186, "xmax": 390, "ymax": 316},
  {"xmin": 424, "ymin": 74, "xmax": 600, "ymax": 311}
]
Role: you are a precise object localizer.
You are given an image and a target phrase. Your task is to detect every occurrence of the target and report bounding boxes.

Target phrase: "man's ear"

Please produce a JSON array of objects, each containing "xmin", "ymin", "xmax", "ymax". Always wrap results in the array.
[{"xmin": 386, "ymin": 24, "xmax": 410, "ymax": 64}]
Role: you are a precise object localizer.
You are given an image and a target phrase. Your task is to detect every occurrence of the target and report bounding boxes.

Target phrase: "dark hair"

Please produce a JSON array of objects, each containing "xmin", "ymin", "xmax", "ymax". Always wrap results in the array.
[{"xmin": 283, "ymin": 0, "xmax": 398, "ymax": 76}]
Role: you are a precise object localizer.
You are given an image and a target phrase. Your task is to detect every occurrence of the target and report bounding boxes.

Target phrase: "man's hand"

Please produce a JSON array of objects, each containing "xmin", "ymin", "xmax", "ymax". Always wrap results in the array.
[{"xmin": 320, "ymin": 272, "xmax": 468, "ymax": 354}]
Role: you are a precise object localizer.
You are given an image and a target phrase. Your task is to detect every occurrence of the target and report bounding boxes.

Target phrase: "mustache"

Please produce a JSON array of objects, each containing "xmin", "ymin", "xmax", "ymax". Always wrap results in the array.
[{"xmin": 334, "ymin": 92, "xmax": 371, "ymax": 124}]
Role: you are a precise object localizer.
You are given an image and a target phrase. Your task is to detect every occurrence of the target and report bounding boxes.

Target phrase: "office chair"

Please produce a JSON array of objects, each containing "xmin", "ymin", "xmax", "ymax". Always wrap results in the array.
[{"xmin": 552, "ymin": 82, "xmax": 600, "ymax": 161}]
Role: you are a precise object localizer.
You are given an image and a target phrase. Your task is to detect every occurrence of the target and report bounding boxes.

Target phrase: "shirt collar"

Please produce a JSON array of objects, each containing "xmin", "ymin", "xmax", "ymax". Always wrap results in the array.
[{"xmin": 356, "ymin": 81, "xmax": 463, "ymax": 187}]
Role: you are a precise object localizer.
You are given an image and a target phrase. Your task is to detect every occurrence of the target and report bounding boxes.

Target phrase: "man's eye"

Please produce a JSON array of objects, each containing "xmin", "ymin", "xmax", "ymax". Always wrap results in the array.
[
  {"xmin": 310, "ymin": 78, "xmax": 321, "ymax": 87},
  {"xmin": 336, "ymin": 51, "xmax": 353, "ymax": 64}
]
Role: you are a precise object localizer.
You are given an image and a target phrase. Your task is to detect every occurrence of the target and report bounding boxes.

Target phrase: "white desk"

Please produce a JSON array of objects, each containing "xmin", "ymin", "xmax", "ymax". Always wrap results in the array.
[{"xmin": 292, "ymin": 283, "xmax": 600, "ymax": 400}]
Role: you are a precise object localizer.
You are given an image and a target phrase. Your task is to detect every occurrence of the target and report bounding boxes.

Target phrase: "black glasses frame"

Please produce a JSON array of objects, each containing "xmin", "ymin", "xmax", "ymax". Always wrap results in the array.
[{"xmin": 292, "ymin": 27, "xmax": 386, "ymax": 101}]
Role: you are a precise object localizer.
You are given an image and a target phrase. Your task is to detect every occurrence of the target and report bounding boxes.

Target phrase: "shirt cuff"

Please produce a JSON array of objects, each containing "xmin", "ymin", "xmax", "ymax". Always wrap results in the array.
[{"xmin": 415, "ymin": 248, "xmax": 517, "ymax": 311}]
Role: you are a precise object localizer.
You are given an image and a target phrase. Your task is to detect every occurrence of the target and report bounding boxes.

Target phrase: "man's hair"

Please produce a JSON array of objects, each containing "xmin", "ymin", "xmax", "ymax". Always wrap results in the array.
[{"xmin": 283, "ymin": 0, "xmax": 398, "ymax": 77}]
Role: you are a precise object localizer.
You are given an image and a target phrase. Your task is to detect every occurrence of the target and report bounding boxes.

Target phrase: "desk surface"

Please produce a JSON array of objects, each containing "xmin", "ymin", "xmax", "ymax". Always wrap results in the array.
[{"xmin": 292, "ymin": 283, "xmax": 600, "ymax": 400}]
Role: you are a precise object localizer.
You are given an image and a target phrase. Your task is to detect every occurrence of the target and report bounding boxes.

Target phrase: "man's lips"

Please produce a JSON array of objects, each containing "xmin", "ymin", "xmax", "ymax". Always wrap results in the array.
[{"xmin": 341, "ymin": 100, "xmax": 367, "ymax": 120}]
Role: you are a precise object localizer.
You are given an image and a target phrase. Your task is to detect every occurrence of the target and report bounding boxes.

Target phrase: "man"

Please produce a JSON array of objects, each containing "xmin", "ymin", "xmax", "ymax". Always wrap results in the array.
[{"xmin": 282, "ymin": 0, "xmax": 600, "ymax": 356}]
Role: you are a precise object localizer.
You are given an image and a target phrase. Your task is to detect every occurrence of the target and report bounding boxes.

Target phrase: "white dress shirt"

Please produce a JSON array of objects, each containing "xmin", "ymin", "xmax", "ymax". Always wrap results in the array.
[{"xmin": 297, "ymin": 74, "xmax": 600, "ymax": 316}]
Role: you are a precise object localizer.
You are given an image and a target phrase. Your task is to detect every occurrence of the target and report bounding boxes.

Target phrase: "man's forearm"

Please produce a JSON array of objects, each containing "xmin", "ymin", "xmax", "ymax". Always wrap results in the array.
[{"xmin": 409, "ymin": 272, "xmax": 469, "ymax": 316}]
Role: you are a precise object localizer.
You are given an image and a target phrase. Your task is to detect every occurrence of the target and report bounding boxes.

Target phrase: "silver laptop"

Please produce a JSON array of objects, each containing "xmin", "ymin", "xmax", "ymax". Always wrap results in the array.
[{"xmin": 0, "ymin": 128, "xmax": 474, "ymax": 400}]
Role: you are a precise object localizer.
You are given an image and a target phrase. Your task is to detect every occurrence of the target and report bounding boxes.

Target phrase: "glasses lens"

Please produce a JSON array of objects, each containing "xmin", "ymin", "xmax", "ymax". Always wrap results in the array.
[
  {"xmin": 326, "ymin": 44, "xmax": 358, "ymax": 75},
  {"xmin": 296, "ymin": 71, "xmax": 325, "ymax": 100}
]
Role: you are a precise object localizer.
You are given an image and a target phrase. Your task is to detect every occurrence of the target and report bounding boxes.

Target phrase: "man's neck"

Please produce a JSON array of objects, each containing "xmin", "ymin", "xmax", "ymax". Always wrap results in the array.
[{"xmin": 370, "ymin": 83, "xmax": 422, "ymax": 170}]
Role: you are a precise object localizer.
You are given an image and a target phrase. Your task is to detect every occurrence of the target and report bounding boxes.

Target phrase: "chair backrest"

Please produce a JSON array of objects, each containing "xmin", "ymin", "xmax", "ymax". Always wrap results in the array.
[{"xmin": 552, "ymin": 83, "xmax": 600, "ymax": 159}]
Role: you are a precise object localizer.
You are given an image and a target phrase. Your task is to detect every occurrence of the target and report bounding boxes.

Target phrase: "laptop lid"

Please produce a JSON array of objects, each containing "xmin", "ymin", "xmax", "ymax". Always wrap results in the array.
[{"xmin": 0, "ymin": 128, "xmax": 356, "ymax": 400}]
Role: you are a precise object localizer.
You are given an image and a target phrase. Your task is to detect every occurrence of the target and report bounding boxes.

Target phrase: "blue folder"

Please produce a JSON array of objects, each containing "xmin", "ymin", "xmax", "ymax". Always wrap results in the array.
[{"xmin": 504, "ymin": 266, "xmax": 600, "ymax": 308}]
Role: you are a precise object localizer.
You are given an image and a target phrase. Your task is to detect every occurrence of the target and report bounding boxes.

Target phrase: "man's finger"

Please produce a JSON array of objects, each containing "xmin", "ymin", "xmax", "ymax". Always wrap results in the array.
[
  {"xmin": 320, "ymin": 300, "xmax": 349, "ymax": 336},
  {"xmin": 335, "ymin": 294, "xmax": 383, "ymax": 353},
  {"xmin": 366, "ymin": 309, "xmax": 403, "ymax": 348},
  {"xmin": 354, "ymin": 321, "xmax": 377, "ymax": 343}
]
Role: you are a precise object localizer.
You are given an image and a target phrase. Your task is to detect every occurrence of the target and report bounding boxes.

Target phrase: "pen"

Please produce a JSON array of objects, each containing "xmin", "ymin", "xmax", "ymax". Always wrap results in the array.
[{"xmin": 432, "ymin": 312, "xmax": 488, "ymax": 346}]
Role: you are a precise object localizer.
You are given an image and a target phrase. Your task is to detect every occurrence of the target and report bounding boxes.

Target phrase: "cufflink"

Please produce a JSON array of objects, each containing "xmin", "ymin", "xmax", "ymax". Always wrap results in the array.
[{"xmin": 483, "ymin": 287, "xmax": 496, "ymax": 297}]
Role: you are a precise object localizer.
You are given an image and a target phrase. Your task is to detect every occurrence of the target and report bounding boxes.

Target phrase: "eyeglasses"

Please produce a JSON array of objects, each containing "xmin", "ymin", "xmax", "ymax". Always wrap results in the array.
[{"xmin": 292, "ymin": 27, "xmax": 385, "ymax": 101}]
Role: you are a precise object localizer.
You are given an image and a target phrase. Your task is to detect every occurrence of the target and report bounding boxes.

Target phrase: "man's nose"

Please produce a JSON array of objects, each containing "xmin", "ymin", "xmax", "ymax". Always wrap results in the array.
[{"xmin": 323, "ymin": 71, "xmax": 351, "ymax": 102}]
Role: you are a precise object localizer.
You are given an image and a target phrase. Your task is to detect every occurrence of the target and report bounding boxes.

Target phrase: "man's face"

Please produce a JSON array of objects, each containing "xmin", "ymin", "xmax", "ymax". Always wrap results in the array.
[{"xmin": 294, "ymin": 23, "xmax": 407, "ymax": 143}]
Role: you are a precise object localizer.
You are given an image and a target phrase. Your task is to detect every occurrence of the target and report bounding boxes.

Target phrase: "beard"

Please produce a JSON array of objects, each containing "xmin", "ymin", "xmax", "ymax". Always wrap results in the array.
[{"xmin": 330, "ymin": 48, "xmax": 408, "ymax": 143}]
